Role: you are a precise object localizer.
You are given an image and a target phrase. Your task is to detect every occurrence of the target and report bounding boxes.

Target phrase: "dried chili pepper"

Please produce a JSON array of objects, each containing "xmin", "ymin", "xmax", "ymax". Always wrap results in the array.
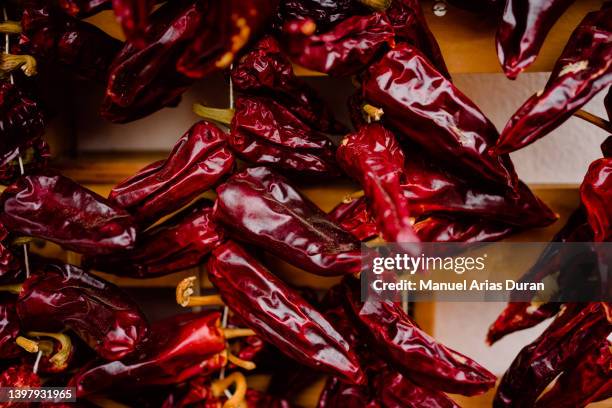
[
  {"xmin": 0, "ymin": 224, "xmax": 21, "ymax": 283},
  {"xmin": 580, "ymin": 158, "xmax": 612, "ymax": 242},
  {"xmin": 18, "ymin": 331, "xmax": 75, "ymax": 374},
  {"xmin": 213, "ymin": 167, "xmax": 363, "ymax": 276},
  {"xmin": 413, "ymin": 215, "xmax": 516, "ymax": 243},
  {"xmin": 494, "ymin": 302, "xmax": 611, "ymax": 407},
  {"xmin": 535, "ymin": 339, "xmax": 612, "ymax": 408},
  {"xmin": 386, "ymin": 0, "xmax": 450, "ymax": 78},
  {"xmin": 112, "ymin": 0, "xmax": 153, "ymax": 46},
  {"xmin": 108, "ymin": 121, "xmax": 235, "ymax": 226},
  {"xmin": 12, "ymin": 261, "xmax": 149, "ymax": 361},
  {"xmin": 195, "ymin": 96, "xmax": 339, "ymax": 176},
  {"xmin": 0, "ymin": 171, "xmax": 136, "ymax": 255},
  {"xmin": 0, "ymin": 137, "xmax": 50, "ymax": 186},
  {"xmin": 0, "ymin": 294, "xmax": 21, "ymax": 359},
  {"xmin": 205, "ymin": 240, "xmax": 366, "ymax": 384},
  {"xmin": 57, "ymin": 0, "xmax": 111, "ymax": 17},
  {"xmin": 496, "ymin": 0, "xmax": 576, "ymax": 79},
  {"xmin": 84, "ymin": 198, "xmax": 224, "ymax": 278},
  {"xmin": 495, "ymin": 4, "xmax": 612, "ymax": 154},
  {"xmin": 20, "ymin": 1, "xmax": 122, "ymax": 82},
  {"xmin": 317, "ymin": 376, "xmax": 380, "ymax": 408},
  {"xmin": 337, "ymin": 123, "xmax": 419, "ymax": 243},
  {"xmin": 282, "ymin": 12, "xmax": 395, "ymax": 76},
  {"xmin": 0, "ymin": 364, "xmax": 40, "ymax": 388},
  {"xmin": 343, "ymin": 277, "xmax": 496, "ymax": 395},
  {"xmin": 328, "ymin": 195, "xmax": 379, "ymax": 241},
  {"xmin": 373, "ymin": 369, "xmax": 461, "ymax": 408},
  {"xmin": 161, "ymin": 372, "xmax": 251, "ymax": 408},
  {"xmin": 231, "ymin": 36, "xmax": 346, "ymax": 134},
  {"xmin": 72, "ymin": 311, "xmax": 228, "ymax": 396},
  {"xmin": 362, "ymin": 44, "xmax": 518, "ymax": 191},
  {"xmin": 487, "ymin": 302, "xmax": 560, "ymax": 345},
  {"xmin": 275, "ymin": 0, "xmax": 369, "ymax": 30}
]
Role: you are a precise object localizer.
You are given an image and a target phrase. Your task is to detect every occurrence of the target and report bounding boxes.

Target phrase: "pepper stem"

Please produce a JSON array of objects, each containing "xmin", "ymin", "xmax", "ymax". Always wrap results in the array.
[
  {"xmin": 27, "ymin": 331, "xmax": 73, "ymax": 370},
  {"xmin": 574, "ymin": 109, "xmax": 612, "ymax": 133},
  {"xmin": 342, "ymin": 190, "xmax": 365, "ymax": 204},
  {"xmin": 15, "ymin": 336, "xmax": 39, "ymax": 353},
  {"xmin": 0, "ymin": 53, "xmax": 37, "ymax": 77},
  {"xmin": 228, "ymin": 353, "xmax": 256, "ymax": 370},
  {"xmin": 176, "ymin": 276, "xmax": 225, "ymax": 307},
  {"xmin": 0, "ymin": 283, "xmax": 23, "ymax": 294},
  {"xmin": 363, "ymin": 104, "xmax": 384, "ymax": 122},
  {"xmin": 211, "ymin": 372, "xmax": 248, "ymax": 408},
  {"xmin": 12, "ymin": 236, "xmax": 33, "ymax": 246},
  {"xmin": 0, "ymin": 21, "xmax": 21, "ymax": 34},
  {"xmin": 358, "ymin": 0, "xmax": 392, "ymax": 11},
  {"xmin": 193, "ymin": 103, "xmax": 234, "ymax": 125},
  {"xmin": 223, "ymin": 328, "xmax": 257, "ymax": 340}
]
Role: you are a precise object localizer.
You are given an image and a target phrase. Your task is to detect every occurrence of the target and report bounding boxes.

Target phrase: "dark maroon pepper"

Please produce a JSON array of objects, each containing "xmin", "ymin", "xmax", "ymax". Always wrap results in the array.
[
  {"xmin": 580, "ymin": 157, "xmax": 612, "ymax": 242},
  {"xmin": 413, "ymin": 215, "xmax": 517, "ymax": 243},
  {"xmin": 213, "ymin": 167, "xmax": 363, "ymax": 276},
  {"xmin": 275, "ymin": 0, "xmax": 369, "ymax": 30},
  {"xmin": 112, "ymin": 0, "xmax": 154, "ymax": 47},
  {"xmin": 0, "ymin": 294, "xmax": 21, "ymax": 359},
  {"xmin": 57, "ymin": 0, "xmax": 111, "ymax": 17}
]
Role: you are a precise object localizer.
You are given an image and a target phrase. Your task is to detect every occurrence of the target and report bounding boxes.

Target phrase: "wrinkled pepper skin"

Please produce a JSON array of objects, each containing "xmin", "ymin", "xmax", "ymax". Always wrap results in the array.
[
  {"xmin": 231, "ymin": 36, "xmax": 346, "ymax": 134},
  {"xmin": 580, "ymin": 158, "xmax": 612, "ymax": 242},
  {"xmin": 72, "ymin": 311, "xmax": 226, "ymax": 396},
  {"xmin": 495, "ymin": 4, "xmax": 612, "ymax": 154},
  {"xmin": 343, "ymin": 278, "xmax": 496, "ymax": 395},
  {"xmin": 228, "ymin": 96, "xmax": 340, "ymax": 176},
  {"xmin": 328, "ymin": 195, "xmax": 379, "ymax": 241},
  {"xmin": 487, "ymin": 302, "xmax": 561, "ymax": 345},
  {"xmin": 282, "ymin": 13, "xmax": 395, "ymax": 76},
  {"xmin": 214, "ymin": 167, "xmax": 363, "ymax": 276},
  {"xmin": 84, "ymin": 199, "xmax": 224, "ymax": 278},
  {"xmin": 112, "ymin": 0, "xmax": 153, "ymax": 46},
  {"xmin": 386, "ymin": 0, "xmax": 450, "ymax": 78},
  {"xmin": 0, "ymin": 364, "xmax": 41, "ymax": 388},
  {"xmin": 0, "ymin": 171, "xmax": 137, "ymax": 255},
  {"xmin": 20, "ymin": 1, "xmax": 122, "ymax": 82},
  {"xmin": 0, "ymin": 82, "xmax": 45, "ymax": 169},
  {"xmin": 176, "ymin": 0, "xmax": 278, "ymax": 79},
  {"xmin": 57, "ymin": 0, "xmax": 111, "ymax": 17},
  {"xmin": 276, "ymin": 0, "xmax": 368, "ymax": 30},
  {"xmin": 109, "ymin": 121, "xmax": 234, "ymax": 226},
  {"xmin": 494, "ymin": 302, "xmax": 611, "ymax": 407},
  {"xmin": 363, "ymin": 44, "xmax": 518, "ymax": 191},
  {"xmin": 16, "ymin": 262, "xmax": 149, "ymax": 361},
  {"xmin": 535, "ymin": 339, "xmax": 612, "ymax": 408},
  {"xmin": 373, "ymin": 370, "xmax": 461, "ymax": 408},
  {"xmin": 496, "ymin": 0, "xmax": 576, "ymax": 79},
  {"xmin": 337, "ymin": 123, "xmax": 419, "ymax": 243},
  {"xmin": 0, "ymin": 294, "xmax": 21, "ymax": 359},
  {"xmin": 413, "ymin": 215, "xmax": 516, "ymax": 243},
  {"xmin": 317, "ymin": 376, "xmax": 380, "ymax": 408},
  {"xmin": 207, "ymin": 240, "xmax": 366, "ymax": 384},
  {"xmin": 161, "ymin": 376, "xmax": 221, "ymax": 408}
]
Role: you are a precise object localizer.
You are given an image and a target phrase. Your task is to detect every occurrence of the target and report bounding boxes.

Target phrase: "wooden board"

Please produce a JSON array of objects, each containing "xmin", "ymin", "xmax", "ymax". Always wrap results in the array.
[{"xmin": 86, "ymin": 0, "xmax": 604, "ymax": 75}]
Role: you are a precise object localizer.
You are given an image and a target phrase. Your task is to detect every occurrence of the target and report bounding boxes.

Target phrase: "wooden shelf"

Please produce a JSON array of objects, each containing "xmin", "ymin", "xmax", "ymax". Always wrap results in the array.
[{"xmin": 86, "ymin": 0, "xmax": 603, "ymax": 75}]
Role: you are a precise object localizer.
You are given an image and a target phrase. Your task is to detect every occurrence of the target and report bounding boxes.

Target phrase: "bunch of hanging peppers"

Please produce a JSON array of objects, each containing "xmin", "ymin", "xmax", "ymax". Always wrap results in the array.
[{"xmin": 0, "ymin": 0, "xmax": 610, "ymax": 407}]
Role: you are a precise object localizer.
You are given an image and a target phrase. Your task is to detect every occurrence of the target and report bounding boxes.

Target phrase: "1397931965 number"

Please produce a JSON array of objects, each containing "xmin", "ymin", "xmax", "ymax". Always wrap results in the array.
[{"xmin": 0, "ymin": 387, "xmax": 76, "ymax": 402}]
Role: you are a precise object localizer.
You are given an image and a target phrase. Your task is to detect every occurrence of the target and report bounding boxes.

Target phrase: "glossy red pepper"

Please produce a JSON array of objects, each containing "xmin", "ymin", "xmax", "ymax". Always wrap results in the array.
[
  {"xmin": 413, "ymin": 215, "xmax": 517, "ymax": 243},
  {"xmin": 535, "ymin": 339, "xmax": 612, "ymax": 408},
  {"xmin": 337, "ymin": 123, "xmax": 419, "ymax": 243},
  {"xmin": 496, "ymin": 0, "xmax": 576, "ymax": 79},
  {"xmin": 72, "ymin": 311, "xmax": 226, "ymax": 396},
  {"xmin": 176, "ymin": 0, "xmax": 278, "ymax": 79},
  {"xmin": 108, "ymin": 121, "xmax": 235, "ymax": 226},
  {"xmin": 231, "ymin": 36, "xmax": 346, "ymax": 134},
  {"xmin": 111, "ymin": 0, "xmax": 153, "ymax": 47},
  {"xmin": 0, "ymin": 82, "xmax": 45, "ymax": 169},
  {"xmin": 328, "ymin": 194, "xmax": 379, "ymax": 241},
  {"xmin": 494, "ymin": 302, "xmax": 611, "ymax": 407},
  {"xmin": 20, "ymin": 1, "xmax": 122, "ymax": 82},
  {"xmin": 343, "ymin": 277, "xmax": 496, "ymax": 395},
  {"xmin": 487, "ymin": 301, "xmax": 561, "ymax": 345},
  {"xmin": 15, "ymin": 261, "xmax": 149, "ymax": 361},
  {"xmin": 495, "ymin": 4, "xmax": 612, "ymax": 154},
  {"xmin": 213, "ymin": 167, "xmax": 362, "ymax": 276},
  {"xmin": 386, "ymin": 0, "xmax": 450, "ymax": 78},
  {"xmin": 362, "ymin": 44, "xmax": 519, "ymax": 191},
  {"xmin": 0, "ymin": 171, "xmax": 137, "ymax": 255},
  {"xmin": 0, "ymin": 294, "xmax": 21, "ymax": 359},
  {"xmin": 57, "ymin": 0, "xmax": 111, "ymax": 17},
  {"xmin": 580, "ymin": 158, "xmax": 612, "ymax": 242},
  {"xmin": 282, "ymin": 13, "xmax": 395, "ymax": 76},
  {"xmin": 207, "ymin": 240, "xmax": 366, "ymax": 384},
  {"xmin": 84, "ymin": 198, "xmax": 224, "ymax": 278},
  {"xmin": 196, "ymin": 96, "xmax": 339, "ymax": 176},
  {"xmin": 317, "ymin": 376, "xmax": 380, "ymax": 408}
]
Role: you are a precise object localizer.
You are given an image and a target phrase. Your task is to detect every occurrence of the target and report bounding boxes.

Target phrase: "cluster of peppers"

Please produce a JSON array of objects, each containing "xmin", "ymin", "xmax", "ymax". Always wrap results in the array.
[{"xmin": 0, "ymin": 0, "xmax": 610, "ymax": 407}]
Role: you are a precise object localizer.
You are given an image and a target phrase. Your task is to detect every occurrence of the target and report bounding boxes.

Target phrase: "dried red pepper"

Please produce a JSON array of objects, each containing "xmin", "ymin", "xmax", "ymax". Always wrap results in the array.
[
  {"xmin": 195, "ymin": 96, "xmax": 339, "ymax": 176},
  {"xmin": 413, "ymin": 215, "xmax": 517, "ymax": 243},
  {"xmin": 329, "ymin": 194, "xmax": 379, "ymax": 241},
  {"xmin": 176, "ymin": 0, "xmax": 278, "ymax": 79},
  {"xmin": 18, "ymin": 331, "xmax": 75, "ymax": 374},
  {"xmin": 495, "ymin": 4, "xmax": 612, "ymax": 153},
  {"xmin": 0, "ymin": 294, "xmax": 21, "ymax": 359},
  {"xmin": 20, "ymin": 1, "xmax": 122, "ymax": 82},
  {"xmin": 282, "ymin": 12, "xmax": 395, "ymax": 76},
  {"xmin": 343, "ymin": 277, "xmax": 496, "ymax": 395},
  {"xmin": 12, "ymin": 261, "xmax": 149, "ymax": 361},
  {"xmin": 231, "ymin": 36, "xmax": 346, "ymax": 134},
  {"xmin": 496, "ymin": 0, "xmax": 576, "ymax": 79},
  {"xmin": 337, "ymin": 123, "xmax": 419, "ymax": 243},
  {"xmin": 112, "ymin": 0, "xmax": 153, "ymax": 47},
  {"xmin": 487, "ymin": 302, "xmax": 561, "ymax": 345},
  {"xmin": 0, "ymin": 364, "xmax": 41, "ymax": 388},
  {"xmin": 580, "ymin": 158, "xmax": 612, "ymax": 242},
  {"xmin": 84, "ymin": 198, "xmax": 224, "ymax": 278},
  {"xmin": 362, "ymin": 44, "xmax": 518, "ymax": 191},
  {"xmin": 57, "ymin": 0, "xmax": 111, "ymax": 17},
  {"xmin": 275, "ymin": 0, "xmax": 370, "ymax": 30},
  {"xmin": 494, "ymin": 302, "xmax": 611, "ymax": 407},
  {"xmin": 0, "ymin": 81, "xmax": 45, "ymax": 169},
  {"xmin": 373, "ymin": 369, "xmax": 461, "ymax": 408},
  {"xmin": 0, "ymin": 224, "xmax": 22, "ymax": 283},
  {"xmin": 317, "ymin": 376, "xmax": 380, "ymax": 408},
  {"xmin": 205, "ymin": 240, "xmax": 366, "ymax": 384},
  {"xmin": 108, "ymin": 121, "xmax": 234, "ymax": 226},
  {"xmin": 72, "ymin": 311, "xmax": 227, "ymax": 396},
  {"xmin": 0, "ymin": 171, "xmax": 136, "ymax": 255},
  {"xmin": 213, "ymin": 167, "xmax": 362, "ymax": 276}
]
